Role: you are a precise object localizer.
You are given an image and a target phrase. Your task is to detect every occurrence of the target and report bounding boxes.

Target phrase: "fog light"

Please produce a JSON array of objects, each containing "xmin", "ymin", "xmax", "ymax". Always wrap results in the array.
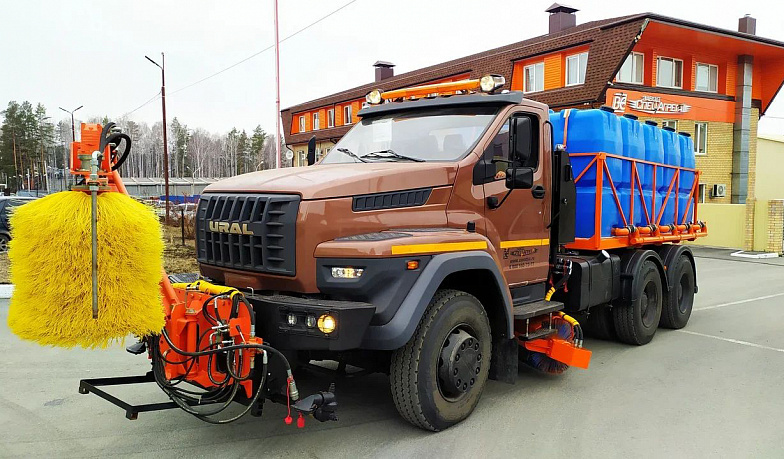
[
  {"xmin": 366, "ymin": 89, "xmax": 383, "ymax": 105},
  {"xmin": 317, "ymin": 314, "xmax": 336, "ymax": 334},
  {"xmin": 479, "ymin": 74, "xmax": 505, "ymax": 93},
  {"xmin": 287, "ymin": 313, "xmax": 297, "ymax": 326},
  {"xmin": 331, "ymin": 267, "xmax": 364, "ymax": 279},
  {"xmin": 306, "ymin": 315, "xmax": 316, "ymax": 328}
]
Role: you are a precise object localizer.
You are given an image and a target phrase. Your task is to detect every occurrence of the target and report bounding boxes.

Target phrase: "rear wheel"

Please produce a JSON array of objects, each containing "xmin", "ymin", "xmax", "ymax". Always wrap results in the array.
[
  {"xmin": 613, "ymin": 260, "xmax": 662, "ymax": 345},
  {"xmin": 660, "ymin": 255, "xmax": 694, "ymax": 329},
  {"xmin": 390, "ymin": 289, "xmax": 491, "ymax": 431}
]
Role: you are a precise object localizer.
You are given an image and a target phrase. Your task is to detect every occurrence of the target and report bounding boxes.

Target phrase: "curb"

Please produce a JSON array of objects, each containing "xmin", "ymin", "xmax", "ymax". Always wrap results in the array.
[{"xmin": 0, "ymin": 284, "xmax": 14, "ymax": 299}]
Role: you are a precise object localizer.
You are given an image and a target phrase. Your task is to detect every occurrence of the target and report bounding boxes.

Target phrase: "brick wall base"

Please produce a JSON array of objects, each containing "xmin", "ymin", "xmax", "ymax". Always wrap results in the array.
[{"xmin": 767, "ymin": 200, "xmax": 784, "ymax": 254}]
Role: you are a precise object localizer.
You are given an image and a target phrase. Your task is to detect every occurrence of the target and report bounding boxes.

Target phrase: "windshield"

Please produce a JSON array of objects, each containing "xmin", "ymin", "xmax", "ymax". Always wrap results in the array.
[{"xmin": 321, "ymin": 106, "xmax": 498, "ymax": 164}]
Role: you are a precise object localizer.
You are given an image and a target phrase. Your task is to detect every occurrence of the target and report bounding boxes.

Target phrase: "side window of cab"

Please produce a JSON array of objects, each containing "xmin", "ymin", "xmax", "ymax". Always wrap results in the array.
[{"xmin": 485, "ymin": 114, "xmax": 539, "ymax": 180}]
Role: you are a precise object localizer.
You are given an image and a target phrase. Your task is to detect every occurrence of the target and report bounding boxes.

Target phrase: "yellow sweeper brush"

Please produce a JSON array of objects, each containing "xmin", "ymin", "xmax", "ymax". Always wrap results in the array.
[{"xmin": 7, "ymin": 123, "xmax": 165, "ymax": 348}]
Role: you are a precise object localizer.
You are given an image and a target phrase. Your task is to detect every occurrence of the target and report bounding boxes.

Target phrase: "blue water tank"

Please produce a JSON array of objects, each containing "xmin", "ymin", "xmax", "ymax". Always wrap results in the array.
[
  {"xmin": 620, "ymin": 114, "xmax": 646, "ymax": 227},
  {"xmin": 678, "ymin": 133, "xmax": 696, "ymax": 223},
  {"xmin": 641, "ymin": 121, "xmax": 662, "ymax": 227},
  {"xmin": 550, "ymin": 107, "xmax": 623, "ymax": 238},
  {"xmin": 660, "ymin": 127, "xmax": 681, "ymax": 226}
]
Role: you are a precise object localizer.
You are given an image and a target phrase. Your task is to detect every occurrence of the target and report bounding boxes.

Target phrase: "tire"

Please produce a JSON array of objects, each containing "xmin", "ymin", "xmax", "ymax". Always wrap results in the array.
[
  {"xmin": 0, "ymin": 234, "xmax": 8, "ymax": 253},
  {"xmin": 660, "ymin": 255, "xmax": 694, "ymax": 329},
  {"xmin": 390, "ymin": 289, "xmax": 491, "ymax": 431},
  {"xmin": 584, "ymin": 304, "xmax": 616, "ymax": 341},
  {"xmin": 613, "ymin": 260, "xmax": 663, "ymax": 345}
]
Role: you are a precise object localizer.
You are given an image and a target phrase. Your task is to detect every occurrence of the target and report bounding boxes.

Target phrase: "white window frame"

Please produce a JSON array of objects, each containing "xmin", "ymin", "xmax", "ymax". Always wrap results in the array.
[
  {"xmin": 312, "ymin": 113, "xmax": 320, "ymax": 131},
  {"xmin": 698, "ymin": 183, "xmax": 706, "ymax": 203},
  {"xmin": 565, "ymin": 52, "xmax": 588, "ymax": 86},
  {"xmin": 694, "ymin": 122, "xmax": 708, "ymax": 155},
  {"xmin": 343, "ymin": 105, "xmax": 352, "ymax": 125},
  {"xmin": 327, "ymin": 108, "xmax": 335, "ymax": 128},
  {"xmin": 298, "ymin": 115, "xmax": 305, "ymax": 132},
  {"xmin": 617, "ymin": 52, "xmax": 644, "ymax": 84},
  {"xmin": 298, "ymin": 150, "xmax": 306, "ymax": 166},
  {"xmin": 523, "ymin": 62, "xmax": 544, "ymax": 93},
  {"xmin": 656, "ymin": 56, "xmax": 683, "ymax": 89},
  {"xmin": 662, "ymin": 120, "xmax": 678, "ymax": 131},
  {"xmin": 695, "ymin": 62, "xmax": 718, "ymax": 93}
]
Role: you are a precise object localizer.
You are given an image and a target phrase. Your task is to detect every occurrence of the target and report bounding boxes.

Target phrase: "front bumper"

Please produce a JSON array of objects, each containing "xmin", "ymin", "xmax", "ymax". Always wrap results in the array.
[{"xmin": 247, "ymin": 293, "xmax": 375, "ymax": 351}]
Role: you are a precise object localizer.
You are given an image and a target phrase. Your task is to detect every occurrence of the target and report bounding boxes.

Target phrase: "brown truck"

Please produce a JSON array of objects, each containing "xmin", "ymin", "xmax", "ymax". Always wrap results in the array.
[{"xmin": 191, "ymin": 77, "xmax": 702, "ymax": 431}]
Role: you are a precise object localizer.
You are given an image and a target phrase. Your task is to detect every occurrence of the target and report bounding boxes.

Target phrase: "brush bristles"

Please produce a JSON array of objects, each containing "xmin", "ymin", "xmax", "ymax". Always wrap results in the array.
[{"xmin": 7, "ymin": 191, "xmax": 165, "ymax": 348}]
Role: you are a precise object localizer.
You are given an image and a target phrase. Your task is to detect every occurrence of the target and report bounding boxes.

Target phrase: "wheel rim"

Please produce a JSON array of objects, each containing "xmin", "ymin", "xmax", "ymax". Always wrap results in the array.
[
  {"xmin": 0, "ymin": 238, "xmax": 7, "ymax": 253},
  {"xmin": 437, "ymin": 325, "xmax": 481, "ymax": 402},
  {"xmin": 640, "ymin": 279, "xmax": 659, "ymax": 327}
]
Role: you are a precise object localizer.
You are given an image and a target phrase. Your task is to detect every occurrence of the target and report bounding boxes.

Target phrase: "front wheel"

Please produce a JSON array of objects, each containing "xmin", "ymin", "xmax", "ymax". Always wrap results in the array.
[{"xmin": 390, "ymin": 289, "xmax": 491, "ymax": 431}]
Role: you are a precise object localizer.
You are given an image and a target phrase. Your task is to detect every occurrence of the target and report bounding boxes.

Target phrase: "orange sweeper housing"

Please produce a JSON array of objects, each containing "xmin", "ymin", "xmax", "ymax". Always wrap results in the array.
[{"xmin": 76, "ymin": 77, "xmax": 704, "ymax": 432}]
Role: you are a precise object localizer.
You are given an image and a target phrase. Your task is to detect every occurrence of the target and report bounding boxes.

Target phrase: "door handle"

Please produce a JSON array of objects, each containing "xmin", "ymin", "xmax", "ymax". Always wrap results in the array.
[{"xmin": 531, "ymin": 185, "xmax": 546, "ymax": 199}]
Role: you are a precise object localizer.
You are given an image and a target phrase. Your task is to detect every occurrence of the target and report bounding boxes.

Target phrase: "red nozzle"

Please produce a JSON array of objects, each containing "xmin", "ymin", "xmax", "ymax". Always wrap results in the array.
[
  {"xmin": 284, "ymin": 415, "xmax": 293, "ymax": 425},
  {"xmin": 297, "ymin": 413, "xmax": 305, "ymax": 428}
]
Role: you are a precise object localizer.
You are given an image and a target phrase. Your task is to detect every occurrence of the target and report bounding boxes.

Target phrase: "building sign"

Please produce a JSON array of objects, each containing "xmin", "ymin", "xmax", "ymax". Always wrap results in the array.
[
  {"xmin": 605, "ymin": 88, "xmax": 734, "ymax": 123},
  {"xmin": 611, "ymin": 92, "xmax": 691, "ymax": 115}
]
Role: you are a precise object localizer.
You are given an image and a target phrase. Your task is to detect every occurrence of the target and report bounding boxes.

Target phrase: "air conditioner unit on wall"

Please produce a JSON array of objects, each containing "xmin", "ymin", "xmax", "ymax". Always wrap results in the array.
[{"xmin": 712, "ymin": 184, "xmax": 727, "ymax": 198}]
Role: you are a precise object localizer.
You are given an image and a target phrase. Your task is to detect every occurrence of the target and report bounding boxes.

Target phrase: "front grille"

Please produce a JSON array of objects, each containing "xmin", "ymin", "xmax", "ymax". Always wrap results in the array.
[{"xmin": 196, "ymin": 193, "xmax": 300, "ymax": 276}]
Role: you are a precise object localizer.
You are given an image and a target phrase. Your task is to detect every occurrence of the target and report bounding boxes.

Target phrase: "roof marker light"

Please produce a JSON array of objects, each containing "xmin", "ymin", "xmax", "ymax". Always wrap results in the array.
[{"xmin": 366, "ymin": 89, "xmax": 383, "ymax": 105}]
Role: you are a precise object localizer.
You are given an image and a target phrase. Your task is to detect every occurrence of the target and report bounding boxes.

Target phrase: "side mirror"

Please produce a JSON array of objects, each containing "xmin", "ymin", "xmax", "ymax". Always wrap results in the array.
[
  {"xmin": 505, "ymin": 167, "xmax": 534, "ymax": 190},
  {"xmin": 512, "ymin": 117, "xmax": 533, "ymax": 165},
  {"xmin": 307, "ymin": 136, "xmax": 316, "ymax": 166}
]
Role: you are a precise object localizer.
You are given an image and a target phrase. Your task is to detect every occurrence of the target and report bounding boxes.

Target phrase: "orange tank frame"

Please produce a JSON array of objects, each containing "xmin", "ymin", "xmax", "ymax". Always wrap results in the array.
[{"xmin": 559, "ymin": 112, "xmax": 708, "ymax": 252}]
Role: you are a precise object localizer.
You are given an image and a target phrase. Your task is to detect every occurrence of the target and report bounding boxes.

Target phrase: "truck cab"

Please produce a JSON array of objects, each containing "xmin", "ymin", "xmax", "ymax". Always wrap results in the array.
[{"xmin": 194, "ymin": 76, "xmax": 698, "ymax": 430}]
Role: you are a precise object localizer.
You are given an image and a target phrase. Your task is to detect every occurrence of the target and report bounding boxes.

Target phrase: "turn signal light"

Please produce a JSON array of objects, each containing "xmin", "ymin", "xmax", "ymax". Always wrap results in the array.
[{"xmin": 406, "ymin": 260, "xmax": 419, "ymax": 270}]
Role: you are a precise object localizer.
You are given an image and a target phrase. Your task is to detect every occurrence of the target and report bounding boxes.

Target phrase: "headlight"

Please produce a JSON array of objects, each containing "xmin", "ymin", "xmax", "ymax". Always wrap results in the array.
[
  {"xmin": 366, "ymin": 89, "xmax": 383, "ymax": 104},
  {"xmin": 331, "ymin": 267, "xmax": 364, "ymax": 279},
  {"xmin": 317, "ymin": 314, "xmax": 337, "ymax": 334},
  {"xmin": 480, "ymin": 74, "xmax": 505, "ymax": 93}
]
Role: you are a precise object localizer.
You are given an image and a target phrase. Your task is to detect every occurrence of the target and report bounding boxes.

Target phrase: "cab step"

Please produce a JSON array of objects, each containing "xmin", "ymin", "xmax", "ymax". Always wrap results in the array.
[{"xmin": 512, "ymin": 300, "xmax": 564, "ymax": 320}]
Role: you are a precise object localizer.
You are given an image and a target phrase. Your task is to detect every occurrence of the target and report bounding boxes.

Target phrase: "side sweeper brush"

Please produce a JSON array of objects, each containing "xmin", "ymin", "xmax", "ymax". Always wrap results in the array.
[{"xmin": 7, "ymin": 124, "xmax": 165, "ymax": 348}]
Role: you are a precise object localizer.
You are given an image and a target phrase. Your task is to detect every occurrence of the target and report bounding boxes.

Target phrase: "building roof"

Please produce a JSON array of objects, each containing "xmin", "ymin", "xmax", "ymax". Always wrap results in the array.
[{"xmin": 282, "ymin": 12, "xmax": 784, "ymax": 146}]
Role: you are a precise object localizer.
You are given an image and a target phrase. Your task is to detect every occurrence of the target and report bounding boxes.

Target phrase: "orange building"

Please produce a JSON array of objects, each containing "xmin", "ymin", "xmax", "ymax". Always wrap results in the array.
[{"xmin": 281, "ymin": 5, "xmax": 784, "ymax": 249}]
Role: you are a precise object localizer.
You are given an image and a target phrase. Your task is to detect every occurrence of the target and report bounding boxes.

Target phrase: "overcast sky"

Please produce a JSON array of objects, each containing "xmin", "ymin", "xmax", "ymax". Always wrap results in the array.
[{"xmin": 2, "ymin": 0, "xmax": 783, "ymax": 136}]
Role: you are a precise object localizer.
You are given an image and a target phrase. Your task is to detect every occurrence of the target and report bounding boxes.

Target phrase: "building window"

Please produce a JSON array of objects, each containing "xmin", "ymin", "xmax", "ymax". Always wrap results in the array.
[
  {"xmin": 566, "ymin": 52, "xmax": 588, "ymax": 86},
  {"xmin": 524, "ymin": 62, "xmax": 544, "ymax": 93},
  {"xmin": 312, "ymin": 113, "xmax": 320, "ymax": 130},
  {"xmin": 327, "ymin": 109, "xmax": 335, "ymax": 128},
  {"xmin": 298, "ymin": 150, "xmax": 306, "ymax": 166},
  {"xmin": 298, "ymin": 115, "xmax": 305, "ymax": 132},
  {"xmin": 617, "ymin": 52, "xmax": 644, "ymax": 84},
  {"xmin": 662, "ymin": 120, "xmax": 678, "ymax": 130},
  {"xmin": 656, "ymin": 57, "xmax": 683, "ymax": 89},
  {"xmin": 343, "ymin": 105, "xmax": 352, "ymax": 125},
  {"xmin": 694, "ymin": 122, "xmax": 708, "ymax": 155},
  {"xmin": 695, "ymin": 63, "xmax": 718, "ymax": 92},
  {"xmin": 698, "ymin": 184, "xmax": 706, "ymax": 203}
]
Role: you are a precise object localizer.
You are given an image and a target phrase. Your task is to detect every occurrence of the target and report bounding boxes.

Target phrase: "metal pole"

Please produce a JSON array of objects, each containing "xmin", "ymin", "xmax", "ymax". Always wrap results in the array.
[
  {"xmin": 89, "ymin": 151, "xmax": 101, "ymax": 319},
  {"xmin": 181, "ymin": 207, "xmax": 185, "ymax": 246},
  {"xmin": 274, "ymin": 0, "xmax": 281, "ymax": 169},
  {"xmin": 161, "ymin": 52, "xmax": 170, "ymax": 224}
]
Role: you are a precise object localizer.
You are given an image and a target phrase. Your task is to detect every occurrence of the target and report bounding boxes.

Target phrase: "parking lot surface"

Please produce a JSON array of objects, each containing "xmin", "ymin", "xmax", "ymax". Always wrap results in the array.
[{"xmin": 1, "ymin": 248, "xmax": 783, "ymax": 458}]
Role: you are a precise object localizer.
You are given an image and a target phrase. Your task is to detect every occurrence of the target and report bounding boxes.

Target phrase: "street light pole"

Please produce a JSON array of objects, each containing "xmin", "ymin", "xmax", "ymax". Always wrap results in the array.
[
  {"xmin": 274, "ymin": 0, "xmax": 281, "ymax": 169},
  {"xmin": 59, "ymin": 105, "xmax": 82, "ymax": 190},
  {"xmin": 146, "ymin": 53, "xmax": 170, "ymax": 224}
]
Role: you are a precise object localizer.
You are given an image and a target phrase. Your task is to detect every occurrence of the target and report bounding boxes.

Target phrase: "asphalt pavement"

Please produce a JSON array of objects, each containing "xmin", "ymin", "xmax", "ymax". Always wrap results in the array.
[{"xmin": 1, "ymin": 248, "xmax": 783, "ymax": 458}]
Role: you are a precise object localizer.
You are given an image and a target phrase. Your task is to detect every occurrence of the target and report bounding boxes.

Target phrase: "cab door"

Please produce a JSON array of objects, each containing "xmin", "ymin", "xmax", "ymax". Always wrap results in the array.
[{"xmin": 481, "ymin": 111, "xmax": 550, "ymax": 286}]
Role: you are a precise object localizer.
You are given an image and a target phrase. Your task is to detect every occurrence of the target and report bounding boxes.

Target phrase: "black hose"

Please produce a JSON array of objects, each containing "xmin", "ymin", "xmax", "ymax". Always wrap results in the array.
[{"xmin": 107, "ymin": 133, "xmax": 131, "ymax": 171}]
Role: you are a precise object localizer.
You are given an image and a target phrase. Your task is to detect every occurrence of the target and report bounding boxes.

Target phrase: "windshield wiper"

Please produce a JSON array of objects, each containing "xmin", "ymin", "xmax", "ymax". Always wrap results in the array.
[
  {"xmin": 337, "ymin": 147, "xmax": 368, "ymax": 163},
  {"xmin": 361, "ymin": 149, "xmax": 425, "ymax": 162}
]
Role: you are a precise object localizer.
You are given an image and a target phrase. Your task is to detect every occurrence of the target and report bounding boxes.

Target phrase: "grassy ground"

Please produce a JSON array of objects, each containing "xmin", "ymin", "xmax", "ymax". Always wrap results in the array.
[{"xmin": 0, "ymin": 224, "xmax": 198, "ymax": 284}]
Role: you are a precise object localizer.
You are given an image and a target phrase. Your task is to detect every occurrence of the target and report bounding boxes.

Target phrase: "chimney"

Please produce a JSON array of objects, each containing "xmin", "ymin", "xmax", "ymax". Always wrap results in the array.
[
  {"xmin": 546, "ymin": 3, "xmax": 578, "ymax": 34},
  {"xmin": 374, "ymin": 61, "xmax": 395, "ymax": 82},
  {"xmin": 738, "ymin": 14, "xmax": 756, "ymax": 35}
]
